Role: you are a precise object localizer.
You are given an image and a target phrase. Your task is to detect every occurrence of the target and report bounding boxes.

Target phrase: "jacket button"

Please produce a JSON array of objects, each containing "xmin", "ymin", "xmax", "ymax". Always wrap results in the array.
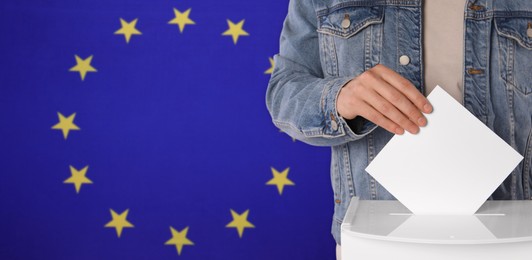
[
  {"xmin": 330, "ymin": 112, "xmax": 339, "ymax": 131},
  {"xmin": 331, "ymin": 119, "xmax": 338, "ymax": 131},
  {"xmin": 399, "ymin": 55, "xmax": 410, "ymax": 65},
  {"xmin": 342, "ymin": 14, "xmax": 351, "ymax": 29},
  {"xmin": 527, "ymin": 28, "xmax": 532, "ymax": 38}
]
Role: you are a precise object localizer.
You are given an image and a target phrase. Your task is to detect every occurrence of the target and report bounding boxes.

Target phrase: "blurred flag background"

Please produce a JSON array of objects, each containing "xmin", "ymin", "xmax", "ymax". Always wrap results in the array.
[{"xmin": 0, "ymin": 0, "xmax": 336, "ymax": 259}]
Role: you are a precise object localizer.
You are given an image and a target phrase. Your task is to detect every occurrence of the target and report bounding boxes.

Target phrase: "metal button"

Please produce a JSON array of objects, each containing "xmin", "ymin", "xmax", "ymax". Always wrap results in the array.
[
  {"xmin": 399, "ymin": 55, "xmax": 410, "ymax": 66},
  {"xmin": 341, "ymin": 14, "xmax": 351, "ymax": 29},
  {"xmin": 330, "ymin": 112, "xmax": 339, "ymax": 131},
  {"xmin": 331, "ymin": 119, "xmax": 338, "ymax": 131},
  {"xmin": 528, "ymin": 28, "xmax": 532, "ymax": 38}
]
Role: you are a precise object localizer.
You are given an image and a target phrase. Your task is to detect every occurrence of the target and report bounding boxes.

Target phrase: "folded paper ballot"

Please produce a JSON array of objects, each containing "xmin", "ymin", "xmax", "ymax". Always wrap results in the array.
[{"xmin": 365, "ymin": 86, "xmax": 523, "ymax": 215}]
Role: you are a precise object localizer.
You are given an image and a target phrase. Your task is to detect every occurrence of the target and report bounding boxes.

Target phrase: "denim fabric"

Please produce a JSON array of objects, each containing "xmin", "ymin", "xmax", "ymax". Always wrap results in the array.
[{"xmin": 266, "ymin": 0, "xmax": 532, "ymax": 245}]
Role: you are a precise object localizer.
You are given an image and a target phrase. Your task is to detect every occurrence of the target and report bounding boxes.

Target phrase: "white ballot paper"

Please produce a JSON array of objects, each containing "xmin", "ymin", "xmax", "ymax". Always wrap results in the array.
[{"xmin": 365, "ymin": 86, "xmax": 523, "ymax": 215}]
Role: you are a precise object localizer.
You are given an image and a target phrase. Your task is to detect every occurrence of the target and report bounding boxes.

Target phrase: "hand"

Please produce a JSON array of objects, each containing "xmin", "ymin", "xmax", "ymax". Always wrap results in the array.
[{"xmin": 337, "ymin": 64, "xmax": 433, "ymax": 135}]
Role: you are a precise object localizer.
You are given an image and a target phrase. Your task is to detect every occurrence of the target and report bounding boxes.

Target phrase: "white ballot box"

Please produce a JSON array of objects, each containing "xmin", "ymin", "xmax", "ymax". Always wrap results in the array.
[{"xmin": 341, "ymin": 197, "xmax": 532, "ymax": 260}]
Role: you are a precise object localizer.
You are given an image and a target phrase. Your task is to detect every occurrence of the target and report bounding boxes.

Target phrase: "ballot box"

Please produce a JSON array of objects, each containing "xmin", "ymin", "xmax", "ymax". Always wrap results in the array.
[{"xmin": 341, "ymin": 197, "xmax": 532, "ymax": 259}]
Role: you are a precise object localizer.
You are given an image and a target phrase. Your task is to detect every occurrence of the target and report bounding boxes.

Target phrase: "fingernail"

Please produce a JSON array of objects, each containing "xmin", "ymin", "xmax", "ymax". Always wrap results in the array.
[
  {"xmin": 409, "ymin": 127, "xmax": 420, "ymax": 135},
  {"xmin": 424, "ymin": 104, "xmax": 433, "ymax": 113},
  {"xmin": 395, "ymin": 127, "xmax": 404, "ymax": 135},
  {"xmin": 417, "ymin": 117, "xmax": 426, "ymax": 126}
]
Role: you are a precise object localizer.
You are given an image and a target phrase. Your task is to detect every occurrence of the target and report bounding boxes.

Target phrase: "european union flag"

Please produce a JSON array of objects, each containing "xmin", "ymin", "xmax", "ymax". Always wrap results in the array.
[{"xmin": 0, "ymin": 0, "xmax": 337, "ymax": 259}]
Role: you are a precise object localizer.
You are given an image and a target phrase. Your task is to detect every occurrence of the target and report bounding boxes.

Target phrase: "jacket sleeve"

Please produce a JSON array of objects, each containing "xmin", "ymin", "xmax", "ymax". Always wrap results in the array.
[{"xmin": 266, "ymin": 0, "xmax": 378, "ymax": 147}]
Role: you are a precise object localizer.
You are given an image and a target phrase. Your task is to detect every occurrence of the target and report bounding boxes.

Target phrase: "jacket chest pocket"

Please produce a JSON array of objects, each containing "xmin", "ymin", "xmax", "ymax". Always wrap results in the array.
[
  {"xmin": 316, "ymin": 6, "xmax": 384, "ymax": 78},
  {"xmin": 495, "ymin": 17, "xmax": 532, "ymax": 96}
]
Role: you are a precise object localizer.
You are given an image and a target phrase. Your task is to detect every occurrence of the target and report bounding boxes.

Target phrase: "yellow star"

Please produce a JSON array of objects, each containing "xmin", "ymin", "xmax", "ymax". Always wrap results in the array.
[
  {"xmin": 69, "ymin": 55, "xmax": 97, "ymax": 81},
  {"xmin": 264, "ymin": 57, "xmax": 274, "ymax": 74},
  {"xmin": 114, "ymin": 18, "xmax": 142, "ymax": 43},
  {"xmin": 266, "ymin": 167, "xmax": 295, "ymax": 195},
  {"xmin": 222, "ymin": 19, "xmax": 249, "ymax": 44},
  {"xmin": 226, "ymin": 209, "xmax": 254, "ymax": 238},
  {"xmin": 165, "ymin": 226, "xmax": 194, "ymax": 255},
  {"xmin": 51, "ymin": 112, "xmax": 80, "ymax": 140},
  {"xmin": 105, "ymin": 209, "xmax": 134, "ymax": 238},
  {"xmin": 168, "ymin": 8, "xmax": 195, "ymax": 33},
  {"xmin": 64, "ymin": 165, "xmax": 92, "ymax": 193}
]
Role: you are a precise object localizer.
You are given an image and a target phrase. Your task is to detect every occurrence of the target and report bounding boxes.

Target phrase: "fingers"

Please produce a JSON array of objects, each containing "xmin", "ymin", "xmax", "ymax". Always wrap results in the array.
[
  {"xmin": 372, "ymin": 78, "xmax": 427, "ymax": 128},
  {"xmin": 374, "ymin": 64, "xmax": 433, "ymax": 114},
  {"xmin": 363, "ymin": 88, "xmax": 420, "ymax": 134},
  {"xmin": 358, "ymin": 69, "xmax": 425, "ymax": 133},
  {"xmin": 356, "ymin": 102, "xmax": 405, "ymax": 135},
  {"xmin": 336, "ymin": 64, "xmax": 433, "ymax": 136}
]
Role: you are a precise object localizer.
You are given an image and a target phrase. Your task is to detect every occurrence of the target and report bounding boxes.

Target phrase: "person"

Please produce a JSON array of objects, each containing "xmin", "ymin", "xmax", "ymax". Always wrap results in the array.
[{"xmin": 266, "ymin": 0, "xmax": 532, "ymax": 259}]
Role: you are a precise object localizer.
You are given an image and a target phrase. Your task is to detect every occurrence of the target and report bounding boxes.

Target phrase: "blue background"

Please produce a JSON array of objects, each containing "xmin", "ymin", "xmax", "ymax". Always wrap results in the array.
[{"xmin": 0, "ymin": 0, "xmax": 337, "ymax": 259}]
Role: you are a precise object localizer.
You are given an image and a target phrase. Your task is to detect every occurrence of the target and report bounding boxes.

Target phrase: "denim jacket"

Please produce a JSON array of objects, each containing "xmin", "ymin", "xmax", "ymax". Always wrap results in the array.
[{"xmin": 266, "ymin": 0, "xmax": 532, "ymax": 245}]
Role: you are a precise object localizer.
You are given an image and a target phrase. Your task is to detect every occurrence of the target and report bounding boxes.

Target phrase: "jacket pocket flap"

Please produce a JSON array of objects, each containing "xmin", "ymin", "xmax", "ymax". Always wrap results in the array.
[
  {"xmin": 317, "ymin": 6, "xmax": 384, "ymax": 38},
  {"xmin": 495, "ymin": 17, "xmax": 532, "ymax": 50}
]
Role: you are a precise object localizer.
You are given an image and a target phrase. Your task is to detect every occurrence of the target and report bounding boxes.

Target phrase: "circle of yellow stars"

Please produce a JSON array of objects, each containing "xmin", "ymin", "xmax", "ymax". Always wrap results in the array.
[{"xmin": 51, "ymin": 6, "xmax": 292, "ymax": 257}]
